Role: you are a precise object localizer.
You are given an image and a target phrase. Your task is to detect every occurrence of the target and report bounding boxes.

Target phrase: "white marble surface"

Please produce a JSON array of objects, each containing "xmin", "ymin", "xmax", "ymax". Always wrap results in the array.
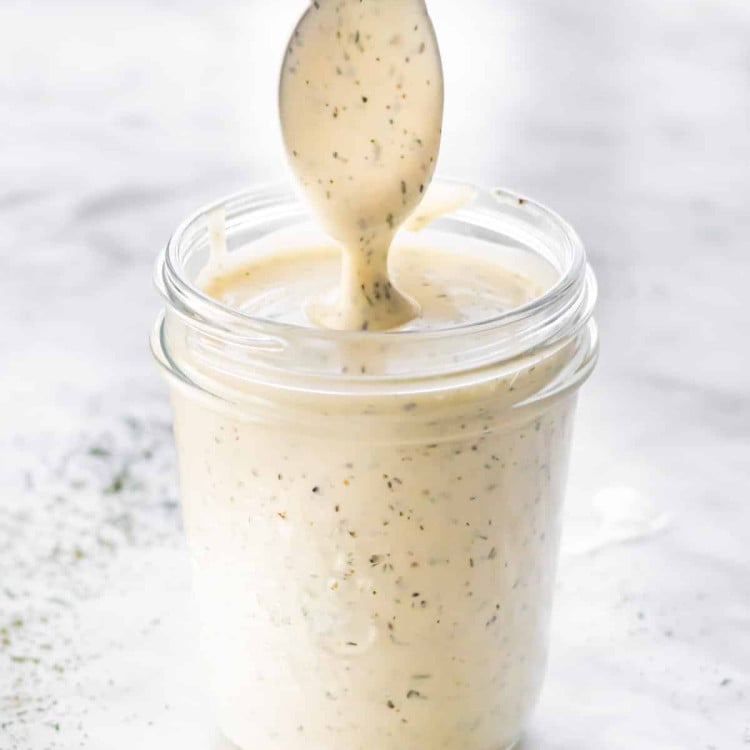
[{"xmin": 1, "ymin": 0, "xmax": 749, "ymax": 748}]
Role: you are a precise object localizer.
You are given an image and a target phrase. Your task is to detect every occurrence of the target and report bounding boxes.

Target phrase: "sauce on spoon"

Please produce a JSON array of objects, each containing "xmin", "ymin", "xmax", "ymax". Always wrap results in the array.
[{"xmin": 279, "ymin": 0, "xmax": 444, "ymax": 330}]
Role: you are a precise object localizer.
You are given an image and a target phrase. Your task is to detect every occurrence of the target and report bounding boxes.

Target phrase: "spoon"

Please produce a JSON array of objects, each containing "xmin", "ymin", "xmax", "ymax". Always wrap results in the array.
[{"xmin": 279, "ymin": 0, "xmax": 444, "ymax": 331}]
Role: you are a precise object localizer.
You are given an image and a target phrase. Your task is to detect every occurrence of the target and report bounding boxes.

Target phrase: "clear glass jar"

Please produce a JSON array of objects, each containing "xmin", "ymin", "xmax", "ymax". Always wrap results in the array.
[{"xmin": 152, "ymin": 182, "xmax": 598, "ymax": 750}]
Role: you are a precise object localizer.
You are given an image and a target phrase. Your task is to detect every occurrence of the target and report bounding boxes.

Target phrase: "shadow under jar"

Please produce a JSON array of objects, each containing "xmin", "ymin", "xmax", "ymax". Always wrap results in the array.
[{"xmin": 151, "ymin": 182, "xmax": 598, "ymax": 750}]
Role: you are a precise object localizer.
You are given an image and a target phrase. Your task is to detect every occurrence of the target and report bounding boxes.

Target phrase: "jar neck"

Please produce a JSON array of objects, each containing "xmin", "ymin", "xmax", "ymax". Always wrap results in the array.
[{"xmin": 153, "ymin": 182, "xmax": 598, "ymax": 407}]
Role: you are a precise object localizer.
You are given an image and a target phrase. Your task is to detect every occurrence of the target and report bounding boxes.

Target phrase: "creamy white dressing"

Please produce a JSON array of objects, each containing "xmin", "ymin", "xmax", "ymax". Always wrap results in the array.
[
  {"xmin": 279, "ymin": 0, "xmax": 444, "ymax": 330},
  {"xmin": 174, "ymin": 233, "xmax": 576, "ymax": 750}
]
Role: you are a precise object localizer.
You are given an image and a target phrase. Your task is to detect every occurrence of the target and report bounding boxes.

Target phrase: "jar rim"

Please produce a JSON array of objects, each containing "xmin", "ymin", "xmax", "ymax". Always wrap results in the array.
[
  {"xmin": 153, "ymin": 180, "xmax": 597, "ymax": 391},
  {"xmin": 157, "ymin": 180, "xmax": 589, "ymax": 341}
]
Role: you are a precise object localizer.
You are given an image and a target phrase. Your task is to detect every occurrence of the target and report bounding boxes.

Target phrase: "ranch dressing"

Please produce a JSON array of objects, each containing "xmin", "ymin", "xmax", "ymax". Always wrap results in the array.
[{"xmin": 176, "ymin": 238, "xmax": 572, "ymax": 750}]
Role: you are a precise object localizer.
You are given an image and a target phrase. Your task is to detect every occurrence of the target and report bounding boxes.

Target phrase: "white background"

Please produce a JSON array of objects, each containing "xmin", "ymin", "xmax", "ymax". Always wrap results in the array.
[{"xmin": 0, "ymin": 1, "xmax": 748, "ymax": 748}]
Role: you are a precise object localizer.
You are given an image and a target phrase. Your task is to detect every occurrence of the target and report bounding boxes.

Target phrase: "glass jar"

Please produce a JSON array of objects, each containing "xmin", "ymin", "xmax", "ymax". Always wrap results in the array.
[{"xmin": 151, "ymin": 182, "xmax": 598, "ymax": 750}]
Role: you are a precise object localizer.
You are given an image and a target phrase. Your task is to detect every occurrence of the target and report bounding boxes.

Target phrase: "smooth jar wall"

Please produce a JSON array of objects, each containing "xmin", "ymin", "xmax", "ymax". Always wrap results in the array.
[{"xmin": 152, "ymin": 184, "xmax": 598, "ymax": 750}]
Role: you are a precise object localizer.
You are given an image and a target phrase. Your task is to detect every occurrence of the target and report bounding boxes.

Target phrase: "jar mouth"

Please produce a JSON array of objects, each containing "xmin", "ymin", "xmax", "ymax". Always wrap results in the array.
[
  {"xmin": 153, "ymin": 180, "xmax": 597, "ymax": 390},
  {"xmin": 157, "ymin": 180, "xmax": 591, "ymax": 338}
]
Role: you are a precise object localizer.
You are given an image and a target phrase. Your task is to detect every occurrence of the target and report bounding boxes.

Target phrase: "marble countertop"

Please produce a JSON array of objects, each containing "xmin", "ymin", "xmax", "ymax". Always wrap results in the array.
[{"xmin": 1, "ymin": 0, "xmax": 748, "ymax": 748}]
